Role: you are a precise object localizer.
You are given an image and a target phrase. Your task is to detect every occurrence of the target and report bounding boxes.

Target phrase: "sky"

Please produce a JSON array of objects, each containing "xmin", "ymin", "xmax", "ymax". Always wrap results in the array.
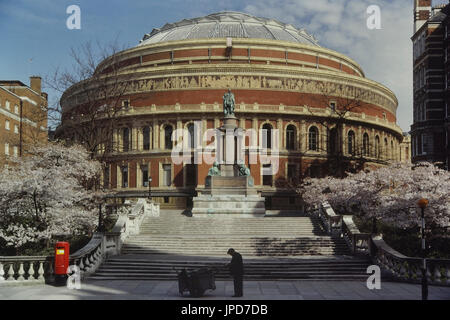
[{"xmin": 1, "ymin": 0, "xmax": 449, "ymax": 132}]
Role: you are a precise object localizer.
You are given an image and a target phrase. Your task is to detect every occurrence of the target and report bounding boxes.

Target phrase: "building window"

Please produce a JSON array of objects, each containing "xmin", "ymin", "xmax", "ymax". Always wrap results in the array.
[
  {"xmin": 163, "ymin": 164, "xmax": 171, "ymax": 187},
  {"xmin": 14, "ymin": 105, "xmax": 19, "ymax": 115},
  {"xmin": 262, "ymin": 164, "xmax": 273, "ymax": 186},
  {"xmin": 384, "ymin": 138, "xmax": 389, "ymax": 159},
  {"xmin": 262, "ymin": 123, "xmax": 272, "ymax": 149},
  {"xmin": 286, "ymin": 125, "xmax": 296, "ymax": 150},
  {"xmin": 121, "ymin": 165, "xmax": 128, "ymax": 188},
  {"xmin": 122, "ymin": 128, "xmax": 130, "ymax": 152},
  {"xmin": 103, "ymin": 166, "xmax": 110, "ymax": 189},
  {"xmin": 14, "ymin": 124, "xmax": 19, "ymax": 134},
  {"xmin": 5, "ymin": 143, "xmax": 9, "ymax": 155},
  {"xmin": 375, "ymin": 136, "xmax": 381, "ymax": 158},
  {"xmin": 13, "ymin": 146, "xmax": 18, "ymax": 158},
  {"xmin": 328, "ymin": 128, "xmax": 338, "ymax": 155},
  {"xmin": 5, "ymin": 100, "xmax": 10, "ymax": 111},
  {"xmin": 329, "ymin": 101, "xmax": 336, "ymax": 112},
  {"xmin": 143, "ymin": 126, "xmax": 151, "ymax": 150},
  {"xmin": 164, "ymin": 125, "xmax": 173, "ymax": 150},
  {"xmin": 347, "ymin": 130, "xmax": 355, "ymax": 155},
  {"xmin": 122, "ymin": 100, "xmax": 130, "ymax": 108},
  {"xmin": 308, "ymin": 126, "xmax": 319, "ymax": 151},
  {"xmin": 5, "ymin": 120, "xmax": 10, "ymax": 131},
  {"xmin": 141, "ymin": 164, "xmax": 149, "ymax": 187},
  {"xmin": 187, "ymin": 123, "xmax": 195, "ymax": 149},
  {"xmin": 363, "ymin": 133, "xmax": 370, "ymax": 156},
  {"xmin": 391, "ymin": 141, "xmax": 395, "ymax": 160}
]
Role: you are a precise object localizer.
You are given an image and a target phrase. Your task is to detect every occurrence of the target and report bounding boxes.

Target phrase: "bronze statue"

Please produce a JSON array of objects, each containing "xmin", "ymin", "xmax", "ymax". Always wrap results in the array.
[
  {"xmin": 223, "ymin": 89, "xmax": 235, "ymax": 117},
  {"xmin": 207, "ymin": 161, "xmax": 221, "ymax": 176},
  {"xmin": 237, "ymin": 164, "xmax": 250, "ymax": 176}
]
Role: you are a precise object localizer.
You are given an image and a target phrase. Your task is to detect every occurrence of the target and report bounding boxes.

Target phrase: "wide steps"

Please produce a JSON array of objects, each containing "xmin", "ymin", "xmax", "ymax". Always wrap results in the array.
[
  {"xmin": 90, "ymin": 211, "xmax": 369, "ymax": 280},
  {"xmin": 92, "ymin": 257, "xmax": 371, "ymax": 281}
]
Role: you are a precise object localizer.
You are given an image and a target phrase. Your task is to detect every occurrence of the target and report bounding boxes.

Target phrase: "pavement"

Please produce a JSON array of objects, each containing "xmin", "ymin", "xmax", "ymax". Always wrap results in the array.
[{"xmin": 1, "ymin": 280, "xmax": 449, "ymax": 300}]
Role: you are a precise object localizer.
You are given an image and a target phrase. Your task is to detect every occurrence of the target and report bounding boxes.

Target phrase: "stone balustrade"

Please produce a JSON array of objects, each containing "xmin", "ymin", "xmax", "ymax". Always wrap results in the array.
[
  {"xmin": 370, "ymin": 236, "xmax": 450, "ymax": 286},
  {"xmin": 0, "ymin": 256, "xmax": 53, "ymax": 286},
  {"xmin": 0, "ymin": 199, "xmax": 159, "ymax": 286},
  {"xmin": 317, "ymin": 201, "xmax": 450, "ymax": 286},
  {"xmin": 341, "ymin": 215, "xmax": 371, "ymax": 255},
  {"xmin": 316, "ymin": 201, "xmax": 343, "ymax": 236}
]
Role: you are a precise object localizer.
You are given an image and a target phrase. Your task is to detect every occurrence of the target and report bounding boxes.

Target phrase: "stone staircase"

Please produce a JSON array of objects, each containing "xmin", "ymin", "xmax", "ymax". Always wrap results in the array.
[{"xmin": 91, "ymin": 210, "xmax": 371, "ymax": 280}]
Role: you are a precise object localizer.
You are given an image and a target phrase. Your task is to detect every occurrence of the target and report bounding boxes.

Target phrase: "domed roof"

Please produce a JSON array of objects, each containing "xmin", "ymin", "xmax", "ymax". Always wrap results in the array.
[{"xmin": 138, "ymin": 11, "xmax": 319, "ymax": 47}]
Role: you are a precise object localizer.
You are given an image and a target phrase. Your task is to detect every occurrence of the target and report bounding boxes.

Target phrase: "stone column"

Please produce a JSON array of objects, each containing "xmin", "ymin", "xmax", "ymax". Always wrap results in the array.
[
  {"xmin": 202, "ymin": 117, "xmax": 207, "ymax": 148},
  {"xmin": 138, "ymin": 127, "xmax": 143, "ymax": 151},
  {"xmin": 357, "ymin": 125, "xmax": 362, "ymax": 155},
  {"xmin": 342, "ymin": 123, "xmax": 347, "ymax": 155},
  {"xmin": 117, "ymin": 166, "xmax": 122, "ymax": 189},
  {"xmin": 301, "ymin": 120, "xmax": 306, "ymax": 153},
  {"xmin": 132, "ymin": 127, "xmax": 138, "ymax": 151},
  {"xmin": 137, "ymin": 163, "xmax": 142, "ymax": 188},
  {"xmin": 371, "ymin": 128, "xmax": 375, "ymax": 158},
  {"xmin": 277, "ymin": 118, "xmax": 283, "ymax": 151},
  {"xmin": 113, "ymin": 129, "xmax": 119, "ymax": 152},
  {"xmin": 321, "ymin": 123, "xmax": 327, "ymax": 153},
  {"xmin": 177, "ymin": 119, "xmax": 183, "ymax": 148},
  {"xmin": 153, "ymin": 120, "xmax": 159, "ymax": 150}
]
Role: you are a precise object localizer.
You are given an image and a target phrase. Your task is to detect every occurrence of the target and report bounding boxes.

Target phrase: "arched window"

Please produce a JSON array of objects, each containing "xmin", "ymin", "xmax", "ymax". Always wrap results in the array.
[
  {"xmin": 262, "ymin": 123, "xmax": 272, "ymax": 149},
  {"xmin": 143, "ymin": 126, "xmax": 151, "ymax": 150},
  {"xmin": 384, "ymin": 138, "xmax": 389, "ymax": 159},
  {"xmin": 328, "ymin": 128, "xmax": 338, "ymax": 155},
  {"xmin": 308, "ymin": 126, "xmax": 319, "ymax": 151},
  {"xmin": 123, "ymin": 128, "xmax": 130, "ymax": 152},
  {"xmin": 187, "ymin": 123, "xmax": 195, "ymax": 149},
  {"xmin": 391, "ymin": 140, "xmax": 395, "ymax": 161},
  {"xmin": 375, "ymin": 136, "xmax": 380, "ymax": 158},
  {"xmin": 347, "ymin": 130, "xmax": 355, "ymax": 155},
  {"xmin": 363, "ymin": 133, "xmax": 370, "ymax": 156},
  {"xmin": 286, "ymin": 125, "xmax": 296, "ymax": 150},
  {"xmin": 164, "ymin": 125, "xmax": 173, "ymax": 150}
]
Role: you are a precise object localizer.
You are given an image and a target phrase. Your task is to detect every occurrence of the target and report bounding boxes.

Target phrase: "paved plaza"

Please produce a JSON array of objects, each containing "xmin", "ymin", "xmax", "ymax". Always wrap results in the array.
[{"xmin": 1, "ymin": 280, "xmax": 449, "ymax": 300}]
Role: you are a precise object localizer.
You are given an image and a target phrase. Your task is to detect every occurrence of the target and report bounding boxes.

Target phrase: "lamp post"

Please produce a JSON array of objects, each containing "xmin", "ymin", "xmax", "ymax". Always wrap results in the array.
[
  {"xmin": 417, "ymin": 198, "xmax": 429, "ymax": 301},
  {"xmin": 148, "ymin": 176, "xmax": 152, "ymax": 202}
]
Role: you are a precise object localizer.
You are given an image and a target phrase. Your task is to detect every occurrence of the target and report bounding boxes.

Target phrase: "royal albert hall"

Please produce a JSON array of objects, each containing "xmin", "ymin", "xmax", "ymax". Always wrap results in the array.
[{"xmin": 59, "ymin": 12, "xmax": 404, "ymax": 210}]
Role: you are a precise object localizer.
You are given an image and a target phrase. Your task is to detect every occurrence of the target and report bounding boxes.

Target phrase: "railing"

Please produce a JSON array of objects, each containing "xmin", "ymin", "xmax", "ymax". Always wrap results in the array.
[
  {"xmin": 0, "ymin": 199, "xmax": 159, "ymax": 286},
  {"xmin": 369, "ymin": 236, "xmax": 450, "ymax": 286},
  {"xmin": 70, "ymin": 233, "xmax": 104, "ymax": 279},
  {"xmin": 0, "ymin": 256, "xmax": 53, "ymax": 286},
  {"xmin": 341, "ymin": 215, "xmax": 371, "ymax": 255},
  {"xmin": 315, "ymin": 201, "xmax": 450, "ymax": 286},
  {"xmin": 316, "ymin": 201, "xmax": 343, "ymax": 236}
]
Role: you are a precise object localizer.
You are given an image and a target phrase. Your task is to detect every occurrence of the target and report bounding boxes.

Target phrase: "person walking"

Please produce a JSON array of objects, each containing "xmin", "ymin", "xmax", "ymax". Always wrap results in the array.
[{"xmin": 227, "ymin": 248, "xmax": 244, "ymax": 297}]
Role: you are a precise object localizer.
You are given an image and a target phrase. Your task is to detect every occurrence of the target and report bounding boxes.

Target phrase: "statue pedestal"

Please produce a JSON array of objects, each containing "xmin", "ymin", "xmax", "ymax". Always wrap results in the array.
[{"xmin": 192, "ymin": 114, "xmax": 265, "ymax": 217}]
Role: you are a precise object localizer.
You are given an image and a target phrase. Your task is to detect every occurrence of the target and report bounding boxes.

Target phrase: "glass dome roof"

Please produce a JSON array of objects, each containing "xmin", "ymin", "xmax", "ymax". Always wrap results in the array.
[{"xmin": 138, "ymin": 11, "xmax": 319, "ymax": 47}]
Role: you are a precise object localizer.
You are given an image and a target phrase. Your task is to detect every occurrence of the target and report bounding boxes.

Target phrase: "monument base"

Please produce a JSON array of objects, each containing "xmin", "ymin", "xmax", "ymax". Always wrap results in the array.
[
  {"xmin": 192, "ymin": 194, "xmax": 266, "ymax": 217},
  {"xmin": 192, "ymin": 175, "xmax": 265, "ymax": 217}
]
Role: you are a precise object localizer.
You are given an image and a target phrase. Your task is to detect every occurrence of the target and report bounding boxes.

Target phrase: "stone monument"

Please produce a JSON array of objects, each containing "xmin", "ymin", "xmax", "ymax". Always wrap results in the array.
[{"xmin": 192, "ymin": 90, "xmax": 265, "ymax": 217}]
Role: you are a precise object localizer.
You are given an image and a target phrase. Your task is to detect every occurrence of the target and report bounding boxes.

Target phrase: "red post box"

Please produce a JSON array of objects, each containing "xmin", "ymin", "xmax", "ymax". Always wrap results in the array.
[{"xmin": 54, "ymin": 241, "xmax": 70, "ymax": 275}]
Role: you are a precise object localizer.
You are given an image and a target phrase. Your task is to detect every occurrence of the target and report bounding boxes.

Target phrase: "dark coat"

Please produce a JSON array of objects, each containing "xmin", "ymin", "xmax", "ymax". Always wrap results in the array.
[{"xmin": 229, "ymin": 251, "xmax": 244, "ymax": 276}]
